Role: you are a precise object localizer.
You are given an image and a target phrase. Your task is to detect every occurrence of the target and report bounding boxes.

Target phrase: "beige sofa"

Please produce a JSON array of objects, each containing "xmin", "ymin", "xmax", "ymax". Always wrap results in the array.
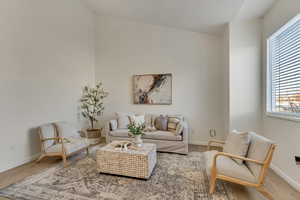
[{"xmin": 104, "ymin": 114, "xmax": 189, "ymax": 154}]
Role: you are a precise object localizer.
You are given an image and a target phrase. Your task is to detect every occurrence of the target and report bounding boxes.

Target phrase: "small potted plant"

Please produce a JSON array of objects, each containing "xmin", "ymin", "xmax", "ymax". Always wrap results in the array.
[
  {"xmin": 128, "ymin": 122, "xmax": 145, "ymax": 147},
  {"xmin": 80, "ymin": 82, "xmax": 108, "ymax": 142}
]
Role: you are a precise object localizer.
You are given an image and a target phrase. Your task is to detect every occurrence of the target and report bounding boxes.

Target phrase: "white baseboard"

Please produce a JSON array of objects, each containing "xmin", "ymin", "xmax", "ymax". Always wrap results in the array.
[
  {"xmin": 189, "ymin": 141, "xmax": 208, "ymax": 146},
  {"xmin": 0, "ymin": 153, "xmax": 40, "ymax": 173},
  {"xmin": 189, "ymin": 141, "xmax": 223, "ymax": 147},
  {"xmin": 270, "ymin": 164, "xmax": 300, "ymax": 192}
]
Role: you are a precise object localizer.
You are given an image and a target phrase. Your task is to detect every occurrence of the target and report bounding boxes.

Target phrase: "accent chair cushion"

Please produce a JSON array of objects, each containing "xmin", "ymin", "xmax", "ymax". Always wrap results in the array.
[
  {"xmin": 39, "ymin": 123, "xmax": 57, "ymax": 149},
  {"xmin": 204, "ymin": 150, "xmax": 256, "ymax": 183},
  {"xmin": 54, "ymin": 121, "xmax": 78, "ymax": 138},
  {"xmin": 246, "ymin": 132, "xmax": 275, "ymax": 180},
  {"xmin": 223, "ymin": 130, "xmax": 250, "ymax": 165},
  {"xmin": 46, "ymin": 136, "xmax": 88, "ymax": 155}
]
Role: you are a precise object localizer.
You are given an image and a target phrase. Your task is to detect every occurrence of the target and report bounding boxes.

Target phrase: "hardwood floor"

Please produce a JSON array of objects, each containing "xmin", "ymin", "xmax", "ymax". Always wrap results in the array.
[{"xmin": 0, "ymin": 144, "xmax": 299, "ymax": 200}]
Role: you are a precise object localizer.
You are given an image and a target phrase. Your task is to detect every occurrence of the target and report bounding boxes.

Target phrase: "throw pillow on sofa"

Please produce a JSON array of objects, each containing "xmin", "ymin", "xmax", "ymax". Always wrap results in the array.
[
  {"xmin": 110, "ymin": 120, "xmax": 118, "ymax": 131},
  {"xmin": 167, "ymin": 116, "xmax": 182, "ymax": 133},
  {"xmin": 116, "ymin": 112, "xmax": 134, "ymax": 129},
  {"xmin": 175, "ymin": 121, "xmax": 184, "ymax": 135},
  {"xmin": 154, "ymin": 115, "xmax": 168, "ymax": 131},
  {"xmin": 223, "ymin": 130, "xmax": 250, "ymax": 165}
]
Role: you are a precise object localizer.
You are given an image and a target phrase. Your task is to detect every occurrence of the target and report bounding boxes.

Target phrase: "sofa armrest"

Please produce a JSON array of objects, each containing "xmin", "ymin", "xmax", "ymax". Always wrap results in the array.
[
  {"xmin": 104, "ymin": 121, "xmax": 111, "ymax": 137},
  {"xmin": 181, "ymin": 121, "xmax": 188, "ymax": 143}
]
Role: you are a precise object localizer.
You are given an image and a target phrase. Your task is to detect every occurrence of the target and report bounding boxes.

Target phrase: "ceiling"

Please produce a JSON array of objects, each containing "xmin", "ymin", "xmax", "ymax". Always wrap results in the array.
[{"xmin": 84, "ymin": 0, "xmax": 276, "ymax": 35}]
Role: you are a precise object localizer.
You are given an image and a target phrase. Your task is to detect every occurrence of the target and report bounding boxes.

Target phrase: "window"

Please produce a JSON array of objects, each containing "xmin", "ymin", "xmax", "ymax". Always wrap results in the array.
[{"xmin": 267, "ymin": 14, "xmax": 300, "ymax": 118}]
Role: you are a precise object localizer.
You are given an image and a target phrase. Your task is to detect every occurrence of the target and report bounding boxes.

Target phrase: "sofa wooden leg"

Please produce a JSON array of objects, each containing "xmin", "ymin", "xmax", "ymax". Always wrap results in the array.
[{"xmin": 257, "ymin": 186, "xmax": 273, "ymax": 200}]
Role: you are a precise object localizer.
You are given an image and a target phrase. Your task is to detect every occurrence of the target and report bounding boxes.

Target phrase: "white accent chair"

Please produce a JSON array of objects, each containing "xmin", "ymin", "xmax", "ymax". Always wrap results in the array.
[
  {"xmin": 205, "ymin": 132, "xmax": 276, "ymax": 200},
  {"xmin": 37, "ymin": 122, "xmax": 89, "ymax": 167}
]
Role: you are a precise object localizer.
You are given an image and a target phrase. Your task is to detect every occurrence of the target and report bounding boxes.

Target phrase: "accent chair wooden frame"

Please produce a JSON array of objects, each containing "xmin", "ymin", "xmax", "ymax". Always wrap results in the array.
[
  {"xmin": 36, "ymin": 123, "xmax": 89, "ymax": 167},
  {"xmin": 207, "ymin": 140, "xmax": 276, "ymax": 200}
]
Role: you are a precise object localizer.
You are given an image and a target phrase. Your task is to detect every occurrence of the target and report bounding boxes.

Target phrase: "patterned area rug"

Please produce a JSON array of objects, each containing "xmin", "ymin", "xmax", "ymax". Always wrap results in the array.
[{"xmin": 0, "ymin": 152, "xmax": 236, "ymax": 200}]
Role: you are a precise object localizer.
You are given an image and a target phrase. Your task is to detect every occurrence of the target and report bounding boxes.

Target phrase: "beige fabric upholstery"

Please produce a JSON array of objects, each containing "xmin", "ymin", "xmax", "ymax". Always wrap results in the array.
[
  {"xmin": 205, "ymin": 150, "xmax": 256, "ymax": 183},
  {"xmin": 110, "ymin": 129, "xmax": 182, "ymax": 141},
  {"xmin": 55, "ymin": 121, "xmax": 78, "ymax": 138},
  {"xmin": 39, "ymin": 123, "xmax": 57, "ymax": 149},
  {"xmin": 143, "ymin": 131, "xmax": 182, "ymax": 141},
  {"xmin": 246, "ymin": 132, "xmax": 275, "ymax": 180},
  {"xmin": 110, "ymin": 129, "xmax": 130, "ymax": 137},
  {"xmin": 105, "ymin": 115, "xmax": 189, "ymax": 154},
  {"xmin": 223, "ymin": 130, "xmax": 250, "ymax": 164},
  {"xmin": 45, "ymin": 136, "xmax": 88, "ymax": 154},
  {"xmin": 53, "ymin": 122, "xmax": 89, "ymax": 155},
  {"xmin": 129, "ymin": 115, "xmax": 145, "ymax": 125},
  {"xmin": 116, "ymin": 112, "xmax": 134, "ymax": 129}
]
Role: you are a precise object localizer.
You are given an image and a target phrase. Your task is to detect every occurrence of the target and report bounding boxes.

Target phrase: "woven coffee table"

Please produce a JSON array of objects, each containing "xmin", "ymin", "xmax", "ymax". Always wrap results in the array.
[{"xmin": 96, "ymin": 141, "xmax": 157, "ymax": 179}]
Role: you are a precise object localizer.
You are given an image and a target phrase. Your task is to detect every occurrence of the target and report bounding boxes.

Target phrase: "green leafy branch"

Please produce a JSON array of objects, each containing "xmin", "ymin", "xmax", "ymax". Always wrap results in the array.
[
  {"xmin": 80, "ymin": 82, "xmax": 108, "ymax": 129},
  {"xmin": 128, "ymin": 122, "xmax": 145, "ymax": 136}
]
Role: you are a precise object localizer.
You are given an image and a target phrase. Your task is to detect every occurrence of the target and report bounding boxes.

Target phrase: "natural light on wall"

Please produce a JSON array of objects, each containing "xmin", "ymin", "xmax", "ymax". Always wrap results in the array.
[{"xmin": 267, "ymin": 13, "xmax": 300, "ymax": 119}]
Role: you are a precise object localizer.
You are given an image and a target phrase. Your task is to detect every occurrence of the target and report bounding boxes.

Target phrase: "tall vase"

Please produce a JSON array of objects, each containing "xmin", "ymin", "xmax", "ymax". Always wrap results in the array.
[{"xmin": 134, "ymin": 134, "xmax": 143, "ymax": 147}]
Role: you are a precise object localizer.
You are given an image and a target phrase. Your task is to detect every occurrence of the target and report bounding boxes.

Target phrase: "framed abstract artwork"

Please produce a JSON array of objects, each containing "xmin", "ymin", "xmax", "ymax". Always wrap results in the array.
[{"xmin": 133, "ymin": 73, "xmax": 172, "ymax": 105}]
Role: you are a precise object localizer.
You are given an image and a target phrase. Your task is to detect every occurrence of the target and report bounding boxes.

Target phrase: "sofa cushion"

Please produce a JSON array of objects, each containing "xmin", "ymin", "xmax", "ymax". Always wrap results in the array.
[
  {"xmin": 110, "ymin": 129, "xmax": 182, "ymax": 141},
  {"xmin": 204, "ymin": 150, "xmax": 256, "ymax": 183},
  {"xmin": 110, "ymin": 129, "xmax": 130, "ymax": 137},
  {"xmin": 116, "ymin": 112, "xmax": 134, "ymax": 129},
  {"xmin": 246, "ymin": 132, "xmax": 274, "ymax": 180},
  {"xmin": 223, "ymin": 130, "xmax": 250, "ymax": 165},
  {"xmin": 143, "ymin": 131, "xmax": 182, "ymax": 141}
]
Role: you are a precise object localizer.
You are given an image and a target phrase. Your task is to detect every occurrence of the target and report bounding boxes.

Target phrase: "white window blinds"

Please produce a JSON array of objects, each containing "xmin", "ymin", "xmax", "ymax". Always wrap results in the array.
[{"xmin": 268, "ymin": 14, "xmax": 300, "ymax": 114}]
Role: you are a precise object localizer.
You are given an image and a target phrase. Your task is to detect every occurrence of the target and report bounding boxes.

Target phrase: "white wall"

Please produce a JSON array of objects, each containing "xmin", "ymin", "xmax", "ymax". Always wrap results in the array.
[
  {"xmin": 262, "ymin": 0, "xmax": 300, "ymax": 190},
  {"xmin": 95, "ymin": 16, "xmax": 226, "ymax": 144},
  {"xmin": 0, "ymin": 0, "xmax": 95, "ymax": 172},
  {"xmin": 229, "ymin": 19, "xmax": 262, "ymax": 133},
  {"xmin": 222, "ymin": 25, "xmax": 230, "ymax": 134}
]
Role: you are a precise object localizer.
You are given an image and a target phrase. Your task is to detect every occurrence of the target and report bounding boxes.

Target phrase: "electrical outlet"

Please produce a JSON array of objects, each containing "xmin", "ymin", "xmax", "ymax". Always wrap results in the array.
[
  {"xmin": 295, "ymin": 156, "xmax": 300, "ymax": 165},
  {"xmin": 209, "ymin": 129, "xmax": 216, "ymax": 137}
]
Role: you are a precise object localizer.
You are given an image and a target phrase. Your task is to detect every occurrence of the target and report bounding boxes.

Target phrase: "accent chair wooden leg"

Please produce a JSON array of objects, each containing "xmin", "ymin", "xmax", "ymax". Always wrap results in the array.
[
  {"xmin": 36, "ymin": 155, "xmax": 45, "ymax": 163},
  {"xmin": 209, "ymin": 176, "xmax": 217, "ymax": 194},
  {"xmin": 62, "ymin": 154, "xmax": 67, "ymax": 167},
  {"xmin": 257, "ymin": 186, "xmax": 273, "ymax": 200}
]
